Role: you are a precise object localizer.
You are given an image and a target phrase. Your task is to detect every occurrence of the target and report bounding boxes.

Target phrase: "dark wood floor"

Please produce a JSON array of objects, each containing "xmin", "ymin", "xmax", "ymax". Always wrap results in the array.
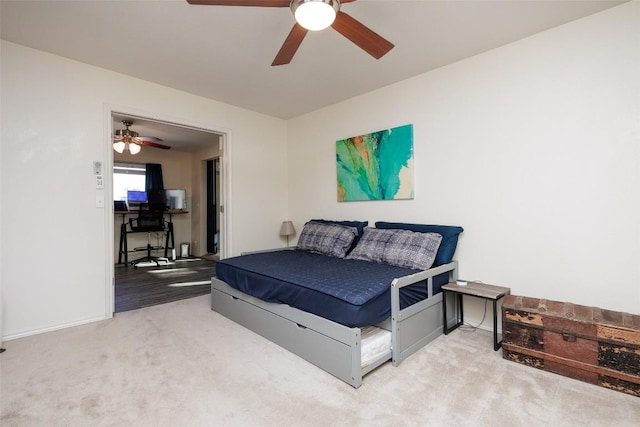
[{"xmin": 114, "ymin": 257, "xmax": 216, "ymax": 313}]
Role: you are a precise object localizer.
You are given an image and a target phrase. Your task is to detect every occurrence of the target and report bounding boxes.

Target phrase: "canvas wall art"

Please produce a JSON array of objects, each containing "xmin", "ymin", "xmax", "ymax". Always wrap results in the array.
[{"xmin": 336, "ymin": 124, "xmax": 414, "ymax": 202}]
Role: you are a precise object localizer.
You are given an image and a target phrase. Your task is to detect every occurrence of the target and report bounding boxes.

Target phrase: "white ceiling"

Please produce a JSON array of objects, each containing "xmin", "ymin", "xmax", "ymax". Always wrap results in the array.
[{"xmin": 1, "ymin": 0, "xmax": 626, "ymax": 148}]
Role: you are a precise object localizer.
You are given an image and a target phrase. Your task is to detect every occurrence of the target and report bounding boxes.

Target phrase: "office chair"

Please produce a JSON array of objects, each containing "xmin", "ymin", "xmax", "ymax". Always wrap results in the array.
[{"xmin": 129, "ymin": 204, "xmax": 167, "ymax": 268}]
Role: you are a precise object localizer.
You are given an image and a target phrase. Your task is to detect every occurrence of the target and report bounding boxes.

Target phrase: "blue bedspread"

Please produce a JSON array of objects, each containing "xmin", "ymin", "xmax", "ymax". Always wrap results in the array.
[{"xmin": 215, "ymin": 249, "xmax": 447, "ymax": 327}]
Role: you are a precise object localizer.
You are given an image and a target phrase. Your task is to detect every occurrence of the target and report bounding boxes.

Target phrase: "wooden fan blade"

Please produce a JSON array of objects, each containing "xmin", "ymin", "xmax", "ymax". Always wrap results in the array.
[
  {"xmin": 186, "ymin": 0, "xmax": 289, "ymax": 6},
  {"xmin": 135, "ymin": 136, "xmax": 164, "ymax": 143},
  {"xmin": 138, "ymin": 140, "xmax": 171, "ymax": 150},
  {"xmin": 187, "ymin": 0, "xmax": 356, "ymax": 6},
  {"xmin": 331, "ymin": 11, "xmax": 394, "ymax": 59},
  {"xmin": 272, "ymin": 24, "xmax": 308, "ymax": 66}
]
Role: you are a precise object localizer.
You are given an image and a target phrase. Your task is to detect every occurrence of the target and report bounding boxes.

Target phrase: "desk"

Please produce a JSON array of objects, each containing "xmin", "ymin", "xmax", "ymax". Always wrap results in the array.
[
  {"xmin": 116, "ymin": 210, "xmax": 189, "ymax": 265},
  {"xmin": 442, "ymin": 281, "xmax": 511, "ymax": 351}
]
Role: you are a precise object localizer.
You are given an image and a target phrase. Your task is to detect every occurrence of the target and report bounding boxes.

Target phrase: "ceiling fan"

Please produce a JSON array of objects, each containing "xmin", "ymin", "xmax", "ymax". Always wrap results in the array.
[
  {"xmin": 186, "ymin": 0, "xmax": 394, "ymax": 66},
  {"xmin": 113, "ymin": 120, "xmax": 170, "ymax": 155}
]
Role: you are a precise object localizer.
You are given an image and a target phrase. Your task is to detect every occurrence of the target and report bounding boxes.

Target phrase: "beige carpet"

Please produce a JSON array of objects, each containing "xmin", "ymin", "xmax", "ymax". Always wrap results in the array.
[{"xmin": 1, "ymin": 295, "xmax": 639, "ymax": 426}]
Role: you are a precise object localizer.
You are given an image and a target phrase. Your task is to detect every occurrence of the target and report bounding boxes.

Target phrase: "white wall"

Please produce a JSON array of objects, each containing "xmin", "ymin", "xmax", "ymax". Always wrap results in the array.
[
  {"xmin": 287, "ymin": 2, "xmax": 640, "ymax": 325},
  {"xmin": 0, "ymin": 41, "xmax": 288, "ymax": 339}
]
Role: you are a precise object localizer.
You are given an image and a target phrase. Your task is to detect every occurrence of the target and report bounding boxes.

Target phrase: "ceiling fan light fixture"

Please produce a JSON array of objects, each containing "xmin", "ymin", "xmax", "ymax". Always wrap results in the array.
[
  {"xmin": 114, "ymin": 128, "xmax": 139, "ymax": 139},
  {"xmin": 292, "ymin": 0, "xmax": 340, "ymax": 31},
  {"xmin": 112, "ymin": 141, "xmax": 141, "ymax": 155},
  {"xmin": 113, "ymin": 120, "xmax": 142, "ymax": 155},
  {"xmin": 113, "ymin": 141, "xmax": 126, "ymax": 154},
  {"xmin": 113, "ymin": 119, "xmax": 169, "ymax": 154},
  {"xmin": 128, "ymin": 143, "xmax": 141, "ymax": 155}
]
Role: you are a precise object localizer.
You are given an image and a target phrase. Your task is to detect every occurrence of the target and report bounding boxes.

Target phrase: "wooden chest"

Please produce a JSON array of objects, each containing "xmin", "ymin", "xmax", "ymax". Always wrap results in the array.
[{"xmin": 502, "ymin": 295, "xmax": 640, "ymax": 397}]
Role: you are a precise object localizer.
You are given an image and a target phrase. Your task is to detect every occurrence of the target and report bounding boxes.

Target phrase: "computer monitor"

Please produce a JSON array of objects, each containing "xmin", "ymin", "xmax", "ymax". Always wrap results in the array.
[
  {"xmin": 127, "ymin": 190, "xmax": 147, "ymax": 204},
  {"xmin": 114, "ymin": 200, "xmax": 128, "ymax": 212},
  {"xmin": 165, "ymin": 189, "xmax": 187, "ymax": 210}
]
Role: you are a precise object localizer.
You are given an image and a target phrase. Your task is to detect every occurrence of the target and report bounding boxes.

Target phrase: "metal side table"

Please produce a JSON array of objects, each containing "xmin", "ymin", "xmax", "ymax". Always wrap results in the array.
[{"xmin": 442, "ymin": 281, "xmax": 511, "ymax": 351}]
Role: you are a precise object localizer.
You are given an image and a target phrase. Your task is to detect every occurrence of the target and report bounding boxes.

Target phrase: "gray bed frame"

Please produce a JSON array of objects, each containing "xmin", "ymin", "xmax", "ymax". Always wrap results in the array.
[{"xmin": 211, "ymin": 259, "xmax": 459, "ymax": 388}]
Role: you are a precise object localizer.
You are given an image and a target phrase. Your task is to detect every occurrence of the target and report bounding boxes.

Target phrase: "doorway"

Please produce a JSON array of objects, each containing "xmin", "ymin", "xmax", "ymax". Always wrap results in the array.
[{"xmin": 107, "ymin": 110, "xmax": 228, "ymax": 314}]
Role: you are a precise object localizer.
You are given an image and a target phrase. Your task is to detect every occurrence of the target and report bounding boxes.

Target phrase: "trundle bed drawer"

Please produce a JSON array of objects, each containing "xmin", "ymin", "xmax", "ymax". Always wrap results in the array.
[{"xmin": 211, "ymin": 282, "xmax": 365, "ymax": 387}]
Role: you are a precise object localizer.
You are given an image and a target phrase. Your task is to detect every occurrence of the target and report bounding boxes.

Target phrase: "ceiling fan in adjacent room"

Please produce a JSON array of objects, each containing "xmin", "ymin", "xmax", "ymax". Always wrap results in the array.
[
  {"xmin": 187, "ymin": 0, "xmax": 394, "ymax": 66},
  {"xmin": 113, "ymin": 120, "xmax": 171, "ymax": 155}
]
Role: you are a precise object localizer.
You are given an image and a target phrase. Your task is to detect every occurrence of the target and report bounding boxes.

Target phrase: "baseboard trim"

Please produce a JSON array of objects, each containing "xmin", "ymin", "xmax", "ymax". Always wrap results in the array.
[{"xmin": 2, "ymin": 315, "xmax": 107, "ymax": 342}]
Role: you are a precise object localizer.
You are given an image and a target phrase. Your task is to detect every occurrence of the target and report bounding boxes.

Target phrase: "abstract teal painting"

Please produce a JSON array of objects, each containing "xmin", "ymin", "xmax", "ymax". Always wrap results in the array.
[{"xmin": 336, "ymin": 124, "xmax": 414, "ymax": 202}]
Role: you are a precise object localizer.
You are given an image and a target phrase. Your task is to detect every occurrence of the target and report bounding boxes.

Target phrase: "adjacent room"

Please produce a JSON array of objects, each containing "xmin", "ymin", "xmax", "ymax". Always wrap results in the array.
[
  {"xmin": 1, "ymin": 0, "xmax": 639, "ymax": 425},
  {"xmin": 110, "ymin": 114, "xmax": 221, "ymax": 312}
]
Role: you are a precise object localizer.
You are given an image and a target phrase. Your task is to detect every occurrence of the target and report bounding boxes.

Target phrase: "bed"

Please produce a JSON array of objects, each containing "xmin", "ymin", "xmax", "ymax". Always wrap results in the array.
[{"xmin": 211, "ymin": 220, "xmax": 463, "ymax": 388}]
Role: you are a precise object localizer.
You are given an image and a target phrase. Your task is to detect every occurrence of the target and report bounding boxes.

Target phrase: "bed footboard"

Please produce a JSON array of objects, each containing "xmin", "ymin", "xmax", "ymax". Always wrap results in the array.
[{"xmin": 389, "ymin": 261, "xmax": 458, "ymax": 366}]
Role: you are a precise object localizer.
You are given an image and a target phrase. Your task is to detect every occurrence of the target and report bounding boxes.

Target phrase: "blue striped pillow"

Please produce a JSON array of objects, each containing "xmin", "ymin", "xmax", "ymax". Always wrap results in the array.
[
  {"xmin": 374, "ymin": 222, "xmax": 463, "ymax": 266},
  {"xmin": 347, "ymin": 227, "xmax": 442, "ymax": 270},
  {"xmin": 296, "ymin": 222, "xmax": 358, "ymax": 258}
]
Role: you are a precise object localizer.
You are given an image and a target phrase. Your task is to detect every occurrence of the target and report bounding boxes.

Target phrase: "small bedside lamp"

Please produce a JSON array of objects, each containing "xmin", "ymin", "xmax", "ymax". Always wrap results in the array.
[{"xmin": 280, "ymin": 221, "xmax": 296, "ymax": 247}]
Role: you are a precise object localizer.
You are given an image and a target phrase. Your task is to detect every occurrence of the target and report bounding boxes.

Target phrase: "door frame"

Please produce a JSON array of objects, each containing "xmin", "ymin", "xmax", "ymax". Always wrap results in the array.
[{"xmin": 103, "ymin": 105, "xmax": 231, "ymax": 317}]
